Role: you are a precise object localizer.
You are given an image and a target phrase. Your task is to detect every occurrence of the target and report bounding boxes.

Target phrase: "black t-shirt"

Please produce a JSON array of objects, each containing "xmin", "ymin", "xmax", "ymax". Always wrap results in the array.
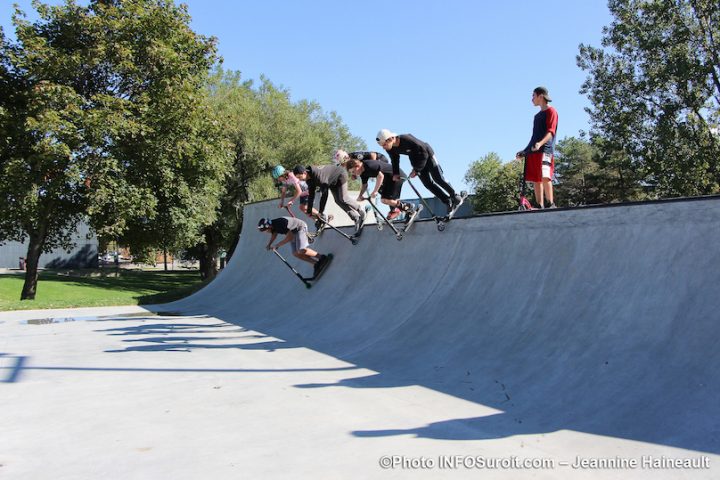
[
  {"xmin": 270, "ymin": 216, "xmax": 304, "ymax": 234},
  {"xmin": 387, "ymin": 134, "xmax": 435, "ymax": 175},
  {"xmin": 359, "ymin": 159, "xmax": 394, "ymax": 183}
]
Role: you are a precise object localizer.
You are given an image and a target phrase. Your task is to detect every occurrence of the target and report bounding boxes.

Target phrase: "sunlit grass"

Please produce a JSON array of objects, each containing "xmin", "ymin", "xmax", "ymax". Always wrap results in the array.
[{"xmin": 0, "ymin": 270, "xmax": 208, "ymax": 311}]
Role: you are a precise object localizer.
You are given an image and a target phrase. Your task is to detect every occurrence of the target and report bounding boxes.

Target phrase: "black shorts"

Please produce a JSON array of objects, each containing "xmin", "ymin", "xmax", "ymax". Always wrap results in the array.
[{"xmin": 379, "ymin": 174, "xmax": 403, "ymax": 200}]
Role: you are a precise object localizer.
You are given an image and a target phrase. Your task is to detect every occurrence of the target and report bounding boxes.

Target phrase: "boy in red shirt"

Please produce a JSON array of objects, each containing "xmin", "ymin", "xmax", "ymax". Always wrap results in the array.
[{"xmin": 516, "ymin": 86, "xmax": 558, "ymax": 208}]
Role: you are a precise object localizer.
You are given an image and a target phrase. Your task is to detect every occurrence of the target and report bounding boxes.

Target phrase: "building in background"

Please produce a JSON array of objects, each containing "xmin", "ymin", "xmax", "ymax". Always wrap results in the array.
[{"xmin": 0, "ymin": 222, "xmax": 98, "ymax": 269}]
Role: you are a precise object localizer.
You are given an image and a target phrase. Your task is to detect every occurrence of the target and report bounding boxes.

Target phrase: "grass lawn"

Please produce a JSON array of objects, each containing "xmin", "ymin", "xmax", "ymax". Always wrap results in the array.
[{"xmin": 0, "ymin": 269, "xmax": 208, "ymax": 311}]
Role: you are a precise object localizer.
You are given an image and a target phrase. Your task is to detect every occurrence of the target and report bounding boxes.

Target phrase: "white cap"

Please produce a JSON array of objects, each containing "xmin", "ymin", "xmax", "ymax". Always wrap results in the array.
[{"xmin": 376, "ymin": 129, "xmax": 397, "ymax": 145}]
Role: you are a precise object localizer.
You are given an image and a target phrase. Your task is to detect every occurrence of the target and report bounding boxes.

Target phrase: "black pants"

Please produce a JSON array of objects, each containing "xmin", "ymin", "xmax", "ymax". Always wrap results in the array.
[{"xmin": 418, "ymin": 159, "xmax": 455, "ymax": 203}]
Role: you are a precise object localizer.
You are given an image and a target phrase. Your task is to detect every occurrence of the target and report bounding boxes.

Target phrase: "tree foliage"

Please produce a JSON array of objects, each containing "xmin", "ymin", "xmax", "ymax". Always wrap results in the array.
[
  {"xmin": 555, "ymin": 136, "xmax": 647, "ymax": 205},
  {"xmin": 577, "ymin": 0, "xmax": 720, "ymax": 197},
  {"xmin": 464, "ymin": 152, "xmax": 523, "ymax": 213},
  {"xmin": 0, "ymin": 0, "xmax": 226, "ymax": 299},
  {"xmin": 189, "ymin": 68, "xmax": 365, "ymax": 279}
]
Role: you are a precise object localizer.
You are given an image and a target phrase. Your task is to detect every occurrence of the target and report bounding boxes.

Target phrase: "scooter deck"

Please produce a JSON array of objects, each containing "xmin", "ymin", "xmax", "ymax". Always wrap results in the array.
[
  {"xmin": 403, "ymin": 204, "xmax": 424, "ymax": 233},
  {"xmin": 443, "ymin": 191, "xmax": 469, "ymax": 222},
  {"xmin": 311, "ymin": 253, "xmax": 334, "ymax": 281}
]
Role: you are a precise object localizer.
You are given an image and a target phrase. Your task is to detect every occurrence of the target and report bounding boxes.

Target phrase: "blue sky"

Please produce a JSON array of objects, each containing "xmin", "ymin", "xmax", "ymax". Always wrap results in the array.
[{"xmin": 2, "ymin": 0, "xmax": 613, "ymax": 192}]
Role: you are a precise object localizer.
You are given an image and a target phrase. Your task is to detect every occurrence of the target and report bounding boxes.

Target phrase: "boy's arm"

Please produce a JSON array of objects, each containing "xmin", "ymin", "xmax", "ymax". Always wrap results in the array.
[
  {"xmin": 357, "ymin": 182, "xmax": 368, "ymax": 201},
  {"xmin": 288, "ymin": 178, "xmax": 302, "ymax": 205},
  {"xmin": 532, "ymin": 132, "xmax": 554, "ymax": 151},
  {"xmin": 305, "ymin": 178, "xmax": 316, "ymax": 217},
  {"xmin": 370, "ymin": 172, "xmax": 383, "ymax": 197},
  {"xmin": 391, "ymin": 151, "xmax": 401, "ymax": 178},
  {"xmin": 532, "ymin": 108, "xmax": 558, "ymax": 151},
  {"xmin": 266, "ymin": 232, "xmax": 278, "ymax": 250},
  {"xmin": 274, "ymin": 231, "xmax": 294, "ymax": 248},
  {"xmin": 318, "ymin": 186, "xmax": 329, "ymax": 214}
]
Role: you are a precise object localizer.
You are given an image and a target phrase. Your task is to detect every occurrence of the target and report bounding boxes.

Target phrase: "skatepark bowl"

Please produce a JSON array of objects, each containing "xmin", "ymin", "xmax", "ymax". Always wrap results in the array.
[{"xmin": 1, "ymin": 195, "xmax": 719, "ymax": 479}]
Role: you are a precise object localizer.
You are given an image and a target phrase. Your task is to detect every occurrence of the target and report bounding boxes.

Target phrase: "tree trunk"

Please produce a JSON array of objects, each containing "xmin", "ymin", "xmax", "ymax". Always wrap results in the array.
[
  {"xmin": 198, "ymin": 229, "xmax": 221, "ymax": 280},
  {"xmin": 20, "ymin": 232, "xmax": 45, "ymax": 300},
  {"xmin": 226, "ymin": 220, "xmax": 243, "ymax": 262},
  {"xmin": 198, "ymin": 244, "xmax": 217, "ymax": 280}
]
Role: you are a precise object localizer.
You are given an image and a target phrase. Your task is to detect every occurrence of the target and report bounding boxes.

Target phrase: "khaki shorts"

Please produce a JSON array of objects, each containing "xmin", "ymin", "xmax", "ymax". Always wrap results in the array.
[{"xmin": 291, "ymin": 225, "xmax": 310, "ymax": 253}]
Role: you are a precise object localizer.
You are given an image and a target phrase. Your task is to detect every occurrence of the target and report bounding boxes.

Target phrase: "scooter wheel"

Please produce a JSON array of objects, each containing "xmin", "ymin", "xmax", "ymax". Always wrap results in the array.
[
  {"xmin": 377, "ymin": 223, "xmax": 384, "ymax": 231},
  {"xmin": 396, "ymin": 233, "xmax": 404, "ymax": 241},
  {"xmin": 305, "ymin": 283, "xmax": 312, "ymax": 289},
  {"xmin": 437, "ymin": 222, "xmax": 446, "ymax": 232},
  {"xmin": 307, "ymin": 237, "xmax": 315, "ymax": 244},
  {"xmin": 351, "ymin": 237, "xmax": 359, "ymax": 245}
]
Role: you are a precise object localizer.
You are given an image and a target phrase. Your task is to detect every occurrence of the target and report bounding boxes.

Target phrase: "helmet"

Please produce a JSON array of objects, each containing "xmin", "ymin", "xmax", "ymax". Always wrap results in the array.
[
  {"xmin": 333, "ymin": 149, "xmax": 349, "ymax": 165},
  {"xmin": 257, "ymin": 218, "xmax": 272, "ymax": 231},
  {"xmin": 271, "ymin": 165, "xmax": 286, "ymax": 179}
]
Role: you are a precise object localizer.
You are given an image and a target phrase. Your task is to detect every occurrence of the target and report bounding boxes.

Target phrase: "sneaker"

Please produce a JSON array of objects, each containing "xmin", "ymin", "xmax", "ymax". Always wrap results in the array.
[
  {"xmin": 445, "ymin": 200, "xmax": 454, "ymax": 214},
  {"xmin": 354, "ymin": 209, "xmax": 366, "ymax": 234},
  {"xmin": 387, "ymin": 208, "xmax": 401, "ymax": 220},
  {"xmin": 314, "ymin": 213, "xmax": 330, "ymax": 230},
  {"xmin": 400, "ymin": 201, "xmax": 415, "ymax": 213},
  {"xmin": 451, "ymin": 194, "xmax": 462, "ymax": 208},
  {"xmin": 313, "ymin": 255, "xmax": 327, "ymax": 275},
  {"xmin": 548, "ymin": 202, "xmax": 557, "ymax": 209}
]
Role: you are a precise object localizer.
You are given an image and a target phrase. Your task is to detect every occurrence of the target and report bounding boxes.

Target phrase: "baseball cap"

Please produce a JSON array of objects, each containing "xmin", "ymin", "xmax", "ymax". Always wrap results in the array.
[
  {"xmin": 534, "ymin": 86, "xmax": 552, "ymax": 102},
  {"xmin": 292, "ymin": 165, "xmax": 307, "ymax": 175},
  {"xmin": 376, "ymin": 129, "xmax": 397, "ymax": 145}
]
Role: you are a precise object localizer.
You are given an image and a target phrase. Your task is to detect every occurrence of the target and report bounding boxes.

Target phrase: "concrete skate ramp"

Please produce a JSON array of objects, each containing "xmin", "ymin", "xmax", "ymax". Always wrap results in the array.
[{"xmin": 165, "ymin": 196, "xmax": 720, "ymax": 455}]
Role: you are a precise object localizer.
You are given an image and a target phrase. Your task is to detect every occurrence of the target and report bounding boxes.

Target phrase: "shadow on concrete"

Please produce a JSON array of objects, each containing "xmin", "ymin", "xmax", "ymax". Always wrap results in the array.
[
  {"xmin": 0, "ymin": 358, "xmax": 359, "ymax": 382},
  {"xmin": 95, "ymin": 320, "xmax": 301, "ymax": 354},
  {"xmin": 1, "ymin": 354, "xmax": 27, "ymax": 383},
  {"xmin": 135, "ymin": 199, "xmax": 720, "ymax": 454}
]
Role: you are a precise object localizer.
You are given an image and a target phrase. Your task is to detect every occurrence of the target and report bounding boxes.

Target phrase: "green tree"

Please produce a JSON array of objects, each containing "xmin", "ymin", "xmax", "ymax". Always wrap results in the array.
[
  {"xmin": 464, "ymin": 152, "xmax": 524, "ymax": 213},
  {"xmin": 0, "ymin": 0, "xmax": 225, "ymax": 299},
  {"xmin": 577, "ymin": 0, "xmax": 720, "ymax": 197},
  {"xmin": 555, "ymin": 136, "xmax": 649, "ymax": 206},
  {"xmin": 190, "ymin": 69, "xmax": 364, "ymax": 279}
]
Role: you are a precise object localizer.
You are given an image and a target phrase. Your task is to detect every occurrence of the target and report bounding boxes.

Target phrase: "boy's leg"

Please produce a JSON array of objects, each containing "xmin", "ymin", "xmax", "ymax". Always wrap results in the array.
[
  {"xmin": 332, "ymin": 181, "xmax": 366, "ymax": 234},
  {"xmin": 417, "ymin": 167, "xmax": 451, "ymax": 203},
  {"xmin": 381, "ymin": 175, "xmax": 403, "ymax": 209},
  {"xmin": 543, "ymin": 179, "xmax": 554, "ymax": 206},
  {"xmin": 418, "ymin": 160, "xmax": 459, "ymax": 209},
  {"xmin": 533, "ymin": 182, "xmax": 545, "ymax": 208},
  {"xmin": 294, "ymin": 248, "xmax": 319, "ymax": 263},
  {"xmin": 427, "ymin": 161, "xmax": 457, "ymax": 199},
  {"xmin": 379, "ymin": 179, "xmax": 401, "ymax": 219},
  {"xmin": 291, "ymin": 227, "xmax": 320, "ymax": 264},
  {"xmin": 330, "ymin": 182, "xmax": 361, "ymax": 222},
  {"xmin": 526, "ymin": 153, "xmax": 544, "ymax": 208},
  {"xmin": 299, "ymin": 196, "xmax": 321, "ymax": 217},
  {"xmin": 541, "ymin": 154, "xmax": 555, "ymax": 207}
]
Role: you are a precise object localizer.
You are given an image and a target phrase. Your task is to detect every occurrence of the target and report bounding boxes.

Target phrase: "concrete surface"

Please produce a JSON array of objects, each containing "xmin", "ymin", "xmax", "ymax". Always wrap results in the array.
[{"xmin": 1, "ymin": 197, "xmax": 719, "ymax": 479}]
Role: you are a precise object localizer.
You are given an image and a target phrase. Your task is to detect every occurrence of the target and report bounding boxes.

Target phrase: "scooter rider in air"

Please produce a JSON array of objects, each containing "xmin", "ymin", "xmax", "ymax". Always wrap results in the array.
[
  {"xmin": 376, "ymin": 129, "xmax": 461, "ymax": 214},
  {"xmin": 293, "ymin": 164, "xmax": 366, "ymax": 237}
]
